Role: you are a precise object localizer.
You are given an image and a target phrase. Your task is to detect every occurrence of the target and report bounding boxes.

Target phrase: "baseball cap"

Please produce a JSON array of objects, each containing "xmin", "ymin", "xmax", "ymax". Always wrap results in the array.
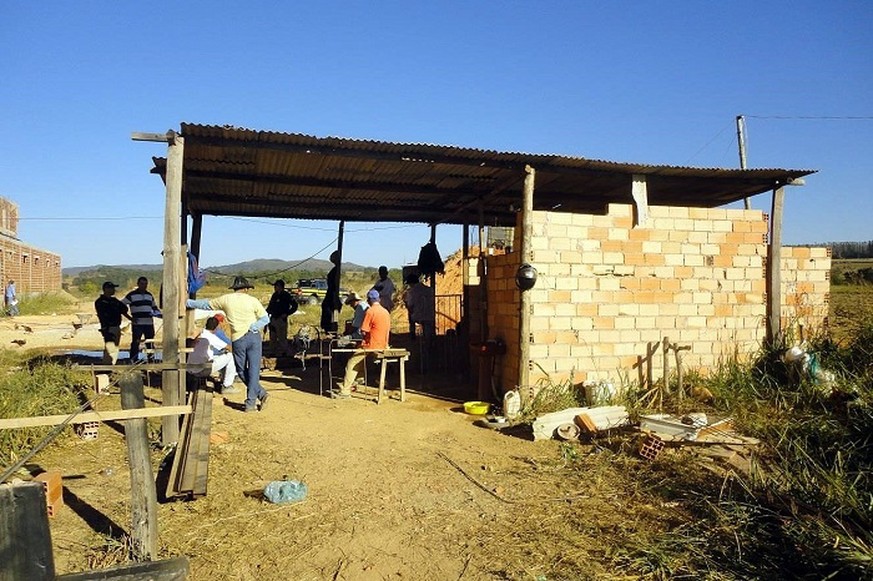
[
  {"xmin": 102, "ymin": 281, "xmax": 119, "ymax": 290},
  {"xmin": 367, "ymin": 289, "xmax": 380, "ymax": 301}
]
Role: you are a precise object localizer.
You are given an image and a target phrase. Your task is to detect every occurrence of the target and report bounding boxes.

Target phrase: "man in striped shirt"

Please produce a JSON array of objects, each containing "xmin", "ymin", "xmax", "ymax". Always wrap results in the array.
[{"xmin": 123, "ymin": 276, "xmax": 161, "ymax": 363}]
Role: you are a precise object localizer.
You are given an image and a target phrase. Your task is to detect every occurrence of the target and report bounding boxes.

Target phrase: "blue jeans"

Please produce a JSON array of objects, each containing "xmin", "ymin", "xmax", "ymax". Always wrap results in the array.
[{"xmin": 233, "ymin": 331, "xmax": 266, "ymax": 409}]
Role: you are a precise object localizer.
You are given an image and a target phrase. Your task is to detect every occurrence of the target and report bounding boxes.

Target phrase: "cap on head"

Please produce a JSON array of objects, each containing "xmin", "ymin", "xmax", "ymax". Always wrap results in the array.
[
  {"xmin": 344, "ymin": 291, "xmax": 362, "ymax": 305},
  {"xmin": 367, "ymin": 289, "xmax": 380, "ymax": 301},
  {"xmin": 272, "ymin": 279, "xmax": 285, "ymax": 288},
  {"xmin": 102, "ymin": 281, "xmax": 119, "ymax": 290},
  {"xmin": 229, "ymin": 276, "xmax": 254, "ymax": 290}
]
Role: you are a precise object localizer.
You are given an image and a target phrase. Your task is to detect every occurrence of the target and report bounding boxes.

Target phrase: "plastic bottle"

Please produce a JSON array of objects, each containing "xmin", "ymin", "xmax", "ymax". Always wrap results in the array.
[
  {"xmin": 503, "ymin": 389, "xmax": 521, "ymax": 420},
  {"xmin": 263, "ymin": 480, "xmax": 308, "ymax": 504}
]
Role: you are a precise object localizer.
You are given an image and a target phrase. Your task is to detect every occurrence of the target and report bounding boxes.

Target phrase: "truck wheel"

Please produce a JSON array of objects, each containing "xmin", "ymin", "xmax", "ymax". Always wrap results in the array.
[{"xmin": 308, "ymin": 295, "xmax": 319, "ymax": 306}]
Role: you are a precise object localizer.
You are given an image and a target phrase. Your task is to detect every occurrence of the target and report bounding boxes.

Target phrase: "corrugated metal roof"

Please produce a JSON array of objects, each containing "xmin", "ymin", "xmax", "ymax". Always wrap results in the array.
[{"xmin": 149, "ymin": 123, "xmax": 815, "ymax": 226}]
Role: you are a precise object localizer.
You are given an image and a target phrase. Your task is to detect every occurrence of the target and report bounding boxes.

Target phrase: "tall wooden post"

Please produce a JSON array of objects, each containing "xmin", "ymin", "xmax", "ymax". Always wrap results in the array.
[
  {"xmin": 119, "ymin": 372, "xmax": 159, "ymax": 561},
  {"xmin": 161, "ymin": 133, "xmax": 184, "ymax": 445},
  {"xmin": 0, "ymin": 482, "xmax": 55, "ymax": 580},
  {"xmin": 737, "ymin": 115, "xmax": 751, "ymax": 209},
  {"xmin": 517, "ymin": 165, "xmax": 535, "ymax": 393},
  {"xmin": 766, "ymin": 186, "xmax": 785, "ymax": 346}
]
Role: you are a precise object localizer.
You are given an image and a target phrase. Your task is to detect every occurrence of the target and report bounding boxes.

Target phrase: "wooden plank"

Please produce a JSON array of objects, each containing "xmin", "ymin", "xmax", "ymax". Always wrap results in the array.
[
  {"xmin": 165, "ymin": 396, "xmax": 192, "ymax": 500},
  {"xmin": 0, "ymin": 482, "xmax": 56, "ymax": 580},
  {"xmin": 119, "ymin": 373, "xmax": 158, "ymax": 560},
  {"xmin": 57, "ymin": 556, "xmax": 189, "ymax": 581},
  {"xmin": 190, "ymin": 391, "xmax": 213, "ymax": 496},
  {"xmin": 75, "ymin": 363, "xmax": 206, "ymax": 372},
  {"xmin": 0, "ymin": 405, "xmax": 192, "ymax": 430}
]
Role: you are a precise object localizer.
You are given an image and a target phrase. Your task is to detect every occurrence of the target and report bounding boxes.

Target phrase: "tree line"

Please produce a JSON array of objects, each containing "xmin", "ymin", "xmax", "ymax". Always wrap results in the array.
[{"xmin": 828, "ymin": 240, "xmax": 873, "ymax": 259}]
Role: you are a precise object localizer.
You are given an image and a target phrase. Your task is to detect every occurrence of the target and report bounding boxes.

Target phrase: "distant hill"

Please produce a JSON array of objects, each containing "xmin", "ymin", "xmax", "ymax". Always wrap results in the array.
[{"xmin": 63, "ymin": 258, "xmax": 370, "ymax": 277}]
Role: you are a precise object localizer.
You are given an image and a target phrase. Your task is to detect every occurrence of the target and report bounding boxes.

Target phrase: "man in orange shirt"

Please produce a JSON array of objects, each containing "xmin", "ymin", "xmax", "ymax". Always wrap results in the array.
[{"xmin": 334, "ymin": 289, "xmax": 391, "ymax": 398}]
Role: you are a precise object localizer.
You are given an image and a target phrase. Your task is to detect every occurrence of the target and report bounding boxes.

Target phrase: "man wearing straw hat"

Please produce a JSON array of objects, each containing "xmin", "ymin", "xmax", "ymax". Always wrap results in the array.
[{"xmin": 187, "ymin": 276, "xmax": 270, "ymax": 413}]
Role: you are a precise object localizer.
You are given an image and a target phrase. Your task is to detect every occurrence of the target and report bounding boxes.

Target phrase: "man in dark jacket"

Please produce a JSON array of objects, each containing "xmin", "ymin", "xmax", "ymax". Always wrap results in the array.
[
  {"xmin": 94, "ymin": 281, "xmax": 132, "ymax": 364},
  {"xmin": 266, "ymin": 279, "xmax": 297, "ymax": 355}
]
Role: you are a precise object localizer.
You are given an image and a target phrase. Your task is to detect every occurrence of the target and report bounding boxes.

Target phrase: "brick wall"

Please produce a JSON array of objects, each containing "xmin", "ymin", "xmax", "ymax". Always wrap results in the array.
[
  {"xmin": 483, "ymin": 203, "xmax": 830, "ymax": 392},
  {"xmin": 779, "ymin": 245, "xmax": 831, "ymax": 340},
  {"xmin": 0, "ymin": 197, "xmax": 62, "ymax": 294}
]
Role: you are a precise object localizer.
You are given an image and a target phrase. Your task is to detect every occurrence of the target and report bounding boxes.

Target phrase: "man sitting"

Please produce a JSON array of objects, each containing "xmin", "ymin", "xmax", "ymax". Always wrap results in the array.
[
  {"xmin": 334, "ymin": 289, "xmax": 390, "ymax": 398},
  {"xmin": 188, "ymin": 316, "xmax": 240, "ymax": 394}
]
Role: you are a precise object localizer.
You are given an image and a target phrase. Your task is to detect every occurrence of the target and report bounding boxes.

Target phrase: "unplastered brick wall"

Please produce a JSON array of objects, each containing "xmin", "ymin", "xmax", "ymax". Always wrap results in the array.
[
  {"xmin": 485, "ymin": 203, "xmax": 829, "ymax": 392},
  {"xmin": 779, "ymin": 246, "xmax": 831, "ymax": 340},
  {"xmin": 0, "ymin": 197, "xmax": 62, "ymax": 293},
  {"xmin": 0, "ymin": 237, "xmax": 62, "ymax": 293}
]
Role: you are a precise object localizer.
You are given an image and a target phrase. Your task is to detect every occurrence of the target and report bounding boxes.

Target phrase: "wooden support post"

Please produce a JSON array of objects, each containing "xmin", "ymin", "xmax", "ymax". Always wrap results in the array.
[
  {"xmin": 119, "ymin": 373, "xmax": 158, "ymax": 561},
  {"xmin": 766, "ymin": 186, "xmax": 785, "ymax": 347},
  {"xmin": 662, "ymin": 336, "xmax": 670, "ymax": 392},
  {"xmin": 0, "ymin": 482, "xmax": 56, "ymax": 580},
  {"xmin": 161, "ymin": 133, "xmax": 184, "ymax": 445},
  {"xmin": 476, "ymin": 203, "xmax": 489, "ymax": 401},
  {"xmin": 674, "ymin": 345, "xmax": 691, "ymax": 400},
  {"xmin": 517, "ymin": 165, "xmax": 535, "ymax": 395}
]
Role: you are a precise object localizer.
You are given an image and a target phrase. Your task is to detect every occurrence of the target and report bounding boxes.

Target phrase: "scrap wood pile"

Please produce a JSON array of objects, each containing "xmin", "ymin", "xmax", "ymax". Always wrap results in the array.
[{"xmin": 529, "ymin": 404, "xmax": 760, "ymax": 474}]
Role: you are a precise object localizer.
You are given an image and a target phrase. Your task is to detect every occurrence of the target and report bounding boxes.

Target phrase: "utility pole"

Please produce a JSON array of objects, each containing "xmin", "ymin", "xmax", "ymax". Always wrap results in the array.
[{"xmin": 736, "ymin": 115, "xmax": 751, "ymax": 209}]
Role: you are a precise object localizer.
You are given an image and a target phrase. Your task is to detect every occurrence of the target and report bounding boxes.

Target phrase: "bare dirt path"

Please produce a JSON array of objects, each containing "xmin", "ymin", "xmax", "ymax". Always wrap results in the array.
[{"xmin": 32, "ymin": 366, "xmax": 608, "ymax": 580}]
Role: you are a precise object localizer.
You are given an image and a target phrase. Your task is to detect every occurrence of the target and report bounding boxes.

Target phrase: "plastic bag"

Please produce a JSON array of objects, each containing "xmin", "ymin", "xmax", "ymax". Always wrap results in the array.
[{"xmin": 263, "ymin": 480, "xmax": 308, "ymax": 504}]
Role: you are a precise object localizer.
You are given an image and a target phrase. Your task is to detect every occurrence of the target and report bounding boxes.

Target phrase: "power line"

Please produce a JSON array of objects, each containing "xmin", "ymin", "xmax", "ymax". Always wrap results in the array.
[{"xmin": 742, "ymin": 115, "xmax": 873, "ymax": 121}]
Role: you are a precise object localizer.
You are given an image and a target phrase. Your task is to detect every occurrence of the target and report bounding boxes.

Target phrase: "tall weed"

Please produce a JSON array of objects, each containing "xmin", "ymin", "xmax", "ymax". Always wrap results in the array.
[{"xmin": 0, "ymin": 356, "xmax": 91, "ymax": 464}]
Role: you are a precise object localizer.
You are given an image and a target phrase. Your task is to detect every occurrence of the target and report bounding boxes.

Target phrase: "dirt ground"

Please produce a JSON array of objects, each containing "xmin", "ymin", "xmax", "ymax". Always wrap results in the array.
[{"xmin": 7, "ymin": 306, "xmax": 641, "ymax": 580}]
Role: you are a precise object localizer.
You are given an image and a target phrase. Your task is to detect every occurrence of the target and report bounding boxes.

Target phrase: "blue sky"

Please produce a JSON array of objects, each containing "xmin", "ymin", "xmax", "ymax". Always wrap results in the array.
[{"xmin": 2, "ymin": 1, "xmax": 871, "ymax": 269}]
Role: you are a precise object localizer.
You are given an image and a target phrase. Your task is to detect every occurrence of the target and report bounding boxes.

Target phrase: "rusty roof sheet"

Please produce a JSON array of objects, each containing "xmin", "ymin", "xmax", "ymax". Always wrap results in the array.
[{"xmin": 149, "ymin": 123, "xmax": 815, "ymax": 226}]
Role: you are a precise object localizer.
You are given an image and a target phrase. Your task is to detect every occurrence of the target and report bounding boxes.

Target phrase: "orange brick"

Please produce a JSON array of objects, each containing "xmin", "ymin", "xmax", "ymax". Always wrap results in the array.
[
  {"xmin": 35, "ymin": 470, "xmax": 64, "ymax": 517},
  {"xmin": 640, "ymin": 278, "xmax": 661, "ymax": 291},
  {"xmin": 620, "ymin": 278, "xmax": 641, "ymax": 290}
]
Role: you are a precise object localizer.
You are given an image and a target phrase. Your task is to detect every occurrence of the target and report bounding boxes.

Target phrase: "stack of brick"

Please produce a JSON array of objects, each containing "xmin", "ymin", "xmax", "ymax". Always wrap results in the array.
[{"xmin": 484, "ymin": 203, "xmax": 830, "ymax": 391}]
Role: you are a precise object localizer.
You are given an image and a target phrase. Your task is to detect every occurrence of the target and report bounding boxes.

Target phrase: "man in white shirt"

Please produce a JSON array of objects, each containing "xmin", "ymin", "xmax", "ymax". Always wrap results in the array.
[
  {"xmin": 188, "ymin": 316, "xmax": 239, "ymax": 394},
  {"xmin": 371, "ymin": 266, "xmax": 395, "ymax": 312}
]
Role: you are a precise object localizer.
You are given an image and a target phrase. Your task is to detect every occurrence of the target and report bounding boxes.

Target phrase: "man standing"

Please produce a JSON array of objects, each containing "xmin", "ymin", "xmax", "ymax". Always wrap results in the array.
[
  {"xmin": 335, "ymin": 289, "xmax": 391, "ymax": 398},
  {"xmin": 371, "ymin": 266, "xmax": 396, "ymax": 312},
  {"xmin": 187, "ymin": 276, "xmax": 270, "ymax": 413},
  {"xmin": 266, "ymin": 279, "xmax": 297, "ymax": 355},
  {"xmin": 321, "ymin": 250, "xmax": 342, "ymax": 333},
  {"xmin": 122, "ymin": 276, "xmax": 161, "ymax": 363},
  {"xmin": 404, "ymin": 274, "xmax": 435, "ymax": 340},
  {"xmin": 5, "ymin": 280, "xmax": 18, "ymax": 317},
  {"xmin": 95, "ymin": 281, "xmax": 132, "ymax": 364}
]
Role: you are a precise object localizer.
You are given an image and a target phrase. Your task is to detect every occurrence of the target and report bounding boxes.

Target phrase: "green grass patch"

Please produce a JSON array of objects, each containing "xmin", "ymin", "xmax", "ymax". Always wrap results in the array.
[
  {"xmin": 0, "ymin": 355, "xmax": 92, "ymax": 464},
  {"xmin": 14, "ymin": 291, "xmax": 78, "ymax": 316}
]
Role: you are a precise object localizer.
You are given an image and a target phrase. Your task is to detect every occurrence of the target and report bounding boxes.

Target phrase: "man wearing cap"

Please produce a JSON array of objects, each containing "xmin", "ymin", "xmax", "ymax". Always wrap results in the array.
[
  {"xmin": 186, "ymin": 276, "xmax": 271, "ymax": 412},
  {"xmin": 266, "ymin": 279, "xmax": 297, "ymax": 356},
  {"xmin": 335, "ymin": 289, "xmax": 391, "ymax": 398},
  {"xmin": 94, "ymin": 281, "xmax": 132, "ymax": 364}
]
